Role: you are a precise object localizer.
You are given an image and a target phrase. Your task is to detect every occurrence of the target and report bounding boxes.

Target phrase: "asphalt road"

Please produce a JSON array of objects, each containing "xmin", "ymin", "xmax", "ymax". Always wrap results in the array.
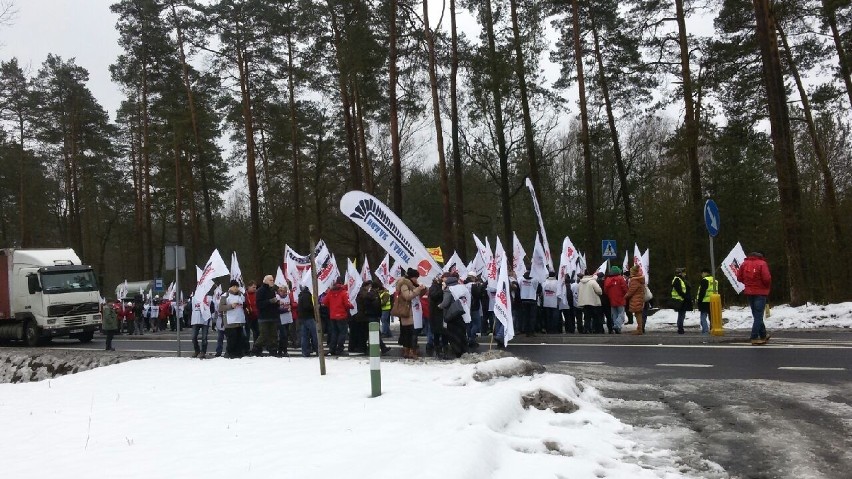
[{"xmin": 14, "ymin": 329, "xmax": 852, "ymax": 478}]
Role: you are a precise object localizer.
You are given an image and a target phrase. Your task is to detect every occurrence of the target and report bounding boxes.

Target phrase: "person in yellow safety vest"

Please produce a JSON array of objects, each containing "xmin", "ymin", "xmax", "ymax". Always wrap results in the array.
[
  {"xmin": 671, "ymin": 267, "xmax": 693, "ymax": 335},
  {"xmin": 377, "ymin": 283, "xmax": 393, "ymax": 338},
  {"xmin": 696, "ymin": 268, "xmax": 717, "ymax": 335}
]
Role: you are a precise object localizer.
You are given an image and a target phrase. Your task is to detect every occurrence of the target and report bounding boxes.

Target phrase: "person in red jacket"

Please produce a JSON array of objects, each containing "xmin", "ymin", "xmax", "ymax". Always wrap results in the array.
[
  {"xmin": 603, "ymin": 266, "xmax": 628, "ymax": 333},
  {"xmin": 736, "ymin": 252, "xmax": 772, "ymax": 345},
  {"xmin": 321, "ymin": 278, "xmax": 354, "ymax": 355},
  {"xmin": 243, "ymin": 281, "xmax": 259, "ymax": 354}
]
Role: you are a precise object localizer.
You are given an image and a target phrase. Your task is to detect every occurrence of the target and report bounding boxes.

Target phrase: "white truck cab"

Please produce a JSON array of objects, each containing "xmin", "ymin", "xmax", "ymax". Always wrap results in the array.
[{"xmin": 0, "ymin": 248, "xmax": 102, "ymax": 346}]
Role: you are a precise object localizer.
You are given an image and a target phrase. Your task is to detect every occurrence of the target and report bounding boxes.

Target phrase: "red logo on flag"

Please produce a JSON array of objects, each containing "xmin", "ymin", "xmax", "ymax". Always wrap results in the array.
[{"xmin": 418, "ymin": 260, "xmax": 432, "ymax": 277}]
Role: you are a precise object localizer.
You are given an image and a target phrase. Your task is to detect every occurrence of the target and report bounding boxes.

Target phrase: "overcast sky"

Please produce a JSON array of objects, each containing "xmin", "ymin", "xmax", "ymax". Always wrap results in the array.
[{"xmin": 0, "ymin": 1, "xmax": 123, "ymax": 117}]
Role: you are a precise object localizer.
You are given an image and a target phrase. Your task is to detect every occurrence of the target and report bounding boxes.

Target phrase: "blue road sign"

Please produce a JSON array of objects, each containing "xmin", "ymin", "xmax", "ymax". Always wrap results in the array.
[
  {"xmin": 602, "ymin": 240, "xmax": 618, "ymax": 259},
  {"xmin": 154, "ymin": 278, "xmax": 164, "ymax": 291},
  {"xmin": 704, "ymin": 199, "xmax": 720, "ymax": 237}
]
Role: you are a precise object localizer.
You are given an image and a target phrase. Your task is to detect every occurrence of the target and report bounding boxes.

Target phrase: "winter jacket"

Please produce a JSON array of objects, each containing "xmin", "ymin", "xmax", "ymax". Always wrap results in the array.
[
  {"xmin": 603, "ymin": 274, "xmax": 628, "ymax": 307},
  {"xmin": 297, "ymin": 289, "xmax": 315, "ymax": 320},
  {"xmin": 394, "ymin": 277, "xmax": 425, "ymax": 326},
  {"xmin": 625, "ymin": 274, "xmax": 646, "ymax": 313},
  {"xmin": 321, "ymin": 284, "xmax": 353, "ymax": 320},
  {"xmin": 255, "ymin": 283, "xmax": 279, "ymax": 321},
  {"xmin": 357, "ymin": 287, "xmax": 382, "ymax": 318},
  {"xmin": 244, "ymin": 291, "xmax": 258, "ymax": 321},
  {"xmin": 102, "ymin": 306, "xmax": 119, "ymax": 331},
  {"xmin": 577, "ymin": 275, "xmax": 603, "ymax": 307},
  {"xmin": 219, "ymin": 291, "xmax": 246, "ymax": 327},
  {"xmin": 736, "ymin": 254, "xmax": 771, "ymax": 296},
  {"xmin": 428, "ymin": 281, "xmax": 445, "ymax": 323}
]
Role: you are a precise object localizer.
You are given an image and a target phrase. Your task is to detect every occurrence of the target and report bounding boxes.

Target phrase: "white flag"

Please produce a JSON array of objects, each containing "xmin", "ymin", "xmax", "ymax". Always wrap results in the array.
[
  {"xmin": 721, "ymin": 242, "xmax": 747, "ymax": 293},
  {"xmin": 491, "ymin": 237, "xmax": 506, "ymax": 289},
  {"xmin": 622, "ymin": 250, "xmax": 629, "ymax": 273},
  {"xmin": 558, "ymin": 236, "xmax": 579, "ymax": 286},
  {"xmin": 230, "ymin": 252, "xmax": 245, "ymax": 291},
  {"xmin": 494, "ymin": 255, "xmax": 515, "ymax": 347},
  {"xmin": 525, "ymin": 177, "xmax": 554, "ymax": 270},
  {"xmin": 442, "ymin": 251, "xmax": 468, "ymax": 278},
  {"xmin": 596, "ymin": 260, "xmax": 608, "ymax": 275},
  {"xmin": 448, "ymin": 283, "xmax": 472, "ymax": 324},
  {"xmin": 284, "ymin": 244, "xmax": 312, "ymax": 287},
  {"xmin": 473, "ymin": 234, "xmax": 493, "ymax": 282},
  {"xmin": 375, "ymin": 253, "xmax": 392, "ymax": 289},
  {"xmin": 530, "ymin": 234, "xmax": 548, "ymax": 282},
  {"xmin": 466, "ymin": 251, "xmax": 486, "ymax": 278},
  {"xmin": 193, "ymin": 250, "xmax": 229, "ymax": 318},
  {"xmin": 360, "ymin": 255, "xmax": 371, "ymax": 283},
  {"xmin": 512, "ymin": 232, "xmax": 527, "ymax": 277},
  {"xmin": 345, "ymin": 258, "xmax": 363, "ymax": 314},
  {"xmin": 633, "ymin": 244, "xmax": 644, "ymax": 278},
  {"xmin": 642, "ymin": 249, "xmax": 650, "ymax": 285},
  {"xmin": 275, "ymin": 266, "xmax": 286, "ymax": 287}
]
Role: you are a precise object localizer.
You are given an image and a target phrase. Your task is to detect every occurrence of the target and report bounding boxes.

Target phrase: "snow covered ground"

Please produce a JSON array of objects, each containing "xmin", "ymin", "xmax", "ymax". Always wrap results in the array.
[
  {"xmin": 645, "ymin": 302, "xmax": 852, "ymax": 331},
  {"xmin": 0, "ymin": 355, "xmax": 718, "ymax": 479}
]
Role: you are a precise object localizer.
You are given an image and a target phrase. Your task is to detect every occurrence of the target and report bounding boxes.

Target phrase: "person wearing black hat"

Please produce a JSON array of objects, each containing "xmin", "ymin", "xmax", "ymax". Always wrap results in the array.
[
  {"xmin": 670, "ymin": 267, "xmax": 693, "ymax": 334},
  {"xmin": 218, "ymin": 279, "xmax": 247, "ymax": 358},
  {"xmin": 395, "ymin": 268, "xmax": 427, "ymax": 358}
]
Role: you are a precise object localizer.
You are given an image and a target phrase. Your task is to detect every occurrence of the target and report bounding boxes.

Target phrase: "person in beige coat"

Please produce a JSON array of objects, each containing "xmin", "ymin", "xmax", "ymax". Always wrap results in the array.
[
  {"xmin": 625, "ymin": 266, "xmax": 647, "ymax": 335},
  {"xmin": 395, "ymin": 268, "xmax": 427, "ymax": 358}
]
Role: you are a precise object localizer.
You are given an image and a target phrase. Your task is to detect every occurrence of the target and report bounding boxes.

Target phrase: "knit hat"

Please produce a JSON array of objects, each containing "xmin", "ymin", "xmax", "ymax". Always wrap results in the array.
[
  {"xmin": 405, "ymin": 267, "xmax": 420, "ymax": 279},
  {"xmin": 229, "ymin": 279, "xmax": 240, "ymax": 288},
  {"xmin": 609, "ymin": 266, "xmax": 621, "ymax": 275}
]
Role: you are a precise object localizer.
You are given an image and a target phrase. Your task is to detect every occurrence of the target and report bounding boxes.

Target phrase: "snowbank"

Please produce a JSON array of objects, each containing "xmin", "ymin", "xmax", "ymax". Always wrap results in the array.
[
  {"xmin": 0, "ymin": 356, "xmax": 703, "ymax": 478},
  {"xmin": 648, "ymin": 302, "xmax": 852, "ymax": 330},
  {"xmin": 0, "ymin": 351, "xmax": 142, "ymax": 384}
]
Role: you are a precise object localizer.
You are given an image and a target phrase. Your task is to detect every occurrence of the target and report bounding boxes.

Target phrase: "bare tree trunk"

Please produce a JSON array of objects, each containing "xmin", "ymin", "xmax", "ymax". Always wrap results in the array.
[
  {"xmin": 571, "ymin": 0, "xmax": 595, "ymax": 256},
  {"xmin": 184, "ymin": 150, "xmax": 201, "ymax": 265},
  {"xmin": 142, "ymin": 58, "xmax": 154, "ymax": 279},
  {"xmin": 17, "ymin": 114, "xmax": 28, "ymax": 247},
  {"xmin": 354, "ymin": 84, "xmax": 373, "ymax": 194},
  {"xmin": 509, "ymin": 0, "xmax": 541, "ymax": 204},
  {"xmin": 777, "ymin": 21, "xmax": 845, "ymax": 296},
  {"xmin": 752, "ymin": 0, "xmax": 808, "ymax": 305},
  {"xmin": 484, "ymin": 0, "xmax": 513, "ymax": 266},
  {"xmin": 286, "ymin": 26, "xmax": 303, "ymax": 250},
  {"xmin": 131, "ymin": 99, "xmax": 144, "ymax": 277},
  {"xmin": 449, "ymin": 0, "xmax": 466, "ymax": 258},
  {"xmin": 235, "ymin": 33, "xmax": 263, "ymax": 278},
  {"xmin": 675, "ymin": 0, "xmax": 703, "ymax": 266},
  {"xmin": 822, "ymin": 0, "xmax": 852, "ymax": 109},
  {"xmin": 423, "ymin": 0, "xmax": 454, "ymax": 252},
  {"xmin": 389, "ymin": 0, "xmax": 403, "ymax": 214},
  {"xmin": 591, "ymin": 16, "xmax": 635, "ymax": 240},
  {"xmin": 328, "ymin": 5, "xmax": 362, "ymax": 192}
]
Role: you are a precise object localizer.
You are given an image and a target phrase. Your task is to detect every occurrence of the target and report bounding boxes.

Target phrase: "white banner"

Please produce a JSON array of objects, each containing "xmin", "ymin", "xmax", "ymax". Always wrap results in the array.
[
  {"xmin": 340, "ymin": 191, "xmax": 441, "ymax": 282},
  {"xmin": 299, "ymin": 242, "xmax": 337, "ymax": 296},
  {"xmin": 284, "ymin": 243, "xmax": 325, "ymax": 288},
  {"xmin": 642, "ymin": 249, "xmax": 650, "ymax": 285},
  {"xmin": 275, "ymin": 266, "xmax": 286, "ymax": 287},
  {"xmin": 721, "ymin": 242, "xmax": 747, "ymax": 294},
  {"xmin": 596, "ymin": 260, "xmax": 608, "ymax": 275},
  {"xmin": 448, "ymin": 283, "xmax": 472, "ymax": 324},
  {"xmin": 493, "ymin": 255, "xmax": 515, "ymax": 347},
  {"xmin": 525, "ymin": 177, "xmax": 554, "ymax": 270},
  {"xmin": 492, "ymin": 237, "xmax": 506, "ymax": 289},
  {"xmin": 375, "ymin": 254, "xmax": 392, "ymax": 288},
  {"xmin": 557, "ymin": 236, "xmax": 579, "ymax": 286},
  {"xmin": 467, "ymin": 251, "xmax": 486, "ymax": 278},
  {"xmin": 512, "ymin": 232, "xmax": 527, "ymax": 277}
]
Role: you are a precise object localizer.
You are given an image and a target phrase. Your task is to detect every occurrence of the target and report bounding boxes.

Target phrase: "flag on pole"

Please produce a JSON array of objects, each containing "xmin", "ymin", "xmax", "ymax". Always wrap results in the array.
[
  {"xmin": 525, "ymin": 177, "xmax": 554, "ymax": 270},
  {"xmin": 275, "ymin": 266, "xmax": 286, "ymax": 287},
  {"xmin": 494, "ymin": 255, "xmax": 515, "ymax": 347},
  {"xmin": 622, "ymin": 250, "xmax": 629, "ymax": 273},
  {"xmin": 193, "ymin": 250, "xmax": 230, "ymax": 319},
  {"xmin": 512, "ymin": 232, "xmax": 527, "ymax": 277},
  {"xmin": 721, "ymin": 242, "xmax": 747, "ymax": 293},
  {"xmin": 558, "ymin": 236, "xmax": 578, "ymax": 286},
  {"xmin": 360, "ymin": 255, "xmax": 371, "ymax": 283},
  {"xmin": 442, "ymin": 252, "xmax": 468, "ymax": 278},
  {"xmin": 466, "ymin": 251, "xmax": 486, "ymax": 278},
  {"xmin": 375, "ymin": 254, "xmax": 392, "ymax": 289},
  {"xmin": 426, "ymin": 247, "xmax": 444, "ymax": 263},
  {"xmin": 230, "ymin": 252, "xmax": 245, "ymax": 291},
  {"xmin": 345, "ymin": 258, "xmax": 362, "ymax": 314},
  {"xmin": 530, "ymin": 234, "xmax": 548, "ymax": 282},
  {"xmin": 596, "ymin": 260, "xmax": 608, "ymax": 275},
  {"xmin": 642, "ymin": 249, "xmax": 650, "ymax": 285},
  {"xmin": 490, "ymin": 237, "xmax": 506, "ymax": 289}
]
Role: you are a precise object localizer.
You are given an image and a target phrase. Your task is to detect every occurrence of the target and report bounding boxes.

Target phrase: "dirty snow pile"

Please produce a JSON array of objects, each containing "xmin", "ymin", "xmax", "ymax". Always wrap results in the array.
[
  {"xmin": 649, "ymin": 302, "xmax": 852, "ymax": 331},
  {"xmin": 0, "ymin": 356, "xmax": 713, "ymax": 479},
  {"xmin": 0, "ymin": 351, "xmax": 133, "ymax": 383}
]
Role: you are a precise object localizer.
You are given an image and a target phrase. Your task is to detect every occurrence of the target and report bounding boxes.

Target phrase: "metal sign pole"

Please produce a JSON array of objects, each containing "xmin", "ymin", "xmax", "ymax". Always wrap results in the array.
[
  {"xmin": 309, "ymin": 225, "xmax": 327, "ymax": 376},
  {"xmin": 176, "ymin": 245, "xmax": 181, "ymax": 357}
]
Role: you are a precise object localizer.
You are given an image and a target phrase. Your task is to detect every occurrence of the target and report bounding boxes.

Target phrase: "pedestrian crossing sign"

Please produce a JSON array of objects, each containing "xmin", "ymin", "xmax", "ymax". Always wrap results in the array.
[{"xmin": 602, "ymin": 240, "xmax": 617, "ymax": 259}]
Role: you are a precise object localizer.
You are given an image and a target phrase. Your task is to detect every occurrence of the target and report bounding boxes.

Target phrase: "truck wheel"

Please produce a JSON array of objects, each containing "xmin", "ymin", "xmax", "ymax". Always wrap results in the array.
[
  {"xmin": 24, "ymin": 321, "xmax": 41, "ymax": 347},
  {"xmin": 78, "ymin": 331, "xmax": 94, "ymax": 343}
]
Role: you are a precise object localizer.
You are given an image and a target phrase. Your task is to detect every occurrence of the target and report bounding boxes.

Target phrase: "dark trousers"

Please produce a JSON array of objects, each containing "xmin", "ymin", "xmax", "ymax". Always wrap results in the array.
[
  {"xmin": 573, "ymin": 308, "xmax": 584, "ymax": 332},
  {"xmin": 348, "ymin": 319, "xmax": 369, "ymax": 353},
  {"xmin": 300, "ymin": 318, "xmax": 319, "ymax": 356},
  {"xmin": 225, "ymin": 326, "xmax": 244, "ymax": 358},
  {"xmin": 243, "ymin": 320, "xmax": 259, "ymax": 353},
  {"xmin": 603, "ymin": 306, "xmax": 614, "ymax": 333},
  {"xmin": 521, "ymin": 301, "xmax": 537, "ymax": 334},
  {"xmin": 445, "ymin": 317, "xmax": 468, "ymax": 358},
  {"xmin": 544, "ymin": 307, "xmax": 561, "ymax": 333},
  {"xmin": 105, "ymin": 330, "xmax": 115, "ymax": 350},
  {"xmin": 329, "ymin": 320, "xmax": 348, "ymax": 354},
  {"xmin": 253, "ymin": 320, "xmax": 278, "ymax": 354},
  {"xmin": 278, "ymin": 323, "xmax": 292, "ymax": 353},
  {"xmin": 192, "ymin": 324, "xmax": 209, "ymax": 354},
  {"xmin": 583, "ymin": 306, "xmax": 604, "ymax": 334},
  {"xmin": 561, "ymin": 309, "xmax": 575, "ymax": 333}
]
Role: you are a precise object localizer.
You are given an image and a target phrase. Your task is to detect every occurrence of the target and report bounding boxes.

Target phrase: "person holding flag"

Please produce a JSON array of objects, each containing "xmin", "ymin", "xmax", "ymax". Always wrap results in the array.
[{"xmin": 736, "ymin": 252, "xmax": 772, "ymax": 345}]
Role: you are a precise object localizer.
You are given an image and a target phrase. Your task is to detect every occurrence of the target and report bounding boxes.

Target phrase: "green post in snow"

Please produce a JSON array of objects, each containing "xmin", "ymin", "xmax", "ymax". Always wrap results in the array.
[{"xmin": 369, "ymin": 322, "xmax": 382, "ymax": 397}]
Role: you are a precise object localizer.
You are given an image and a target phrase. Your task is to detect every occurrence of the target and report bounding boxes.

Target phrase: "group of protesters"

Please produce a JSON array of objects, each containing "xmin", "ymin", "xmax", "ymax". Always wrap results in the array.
[{"xmin": 99, "ymin": 250, "xmax": 773, "ymax": 355}]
